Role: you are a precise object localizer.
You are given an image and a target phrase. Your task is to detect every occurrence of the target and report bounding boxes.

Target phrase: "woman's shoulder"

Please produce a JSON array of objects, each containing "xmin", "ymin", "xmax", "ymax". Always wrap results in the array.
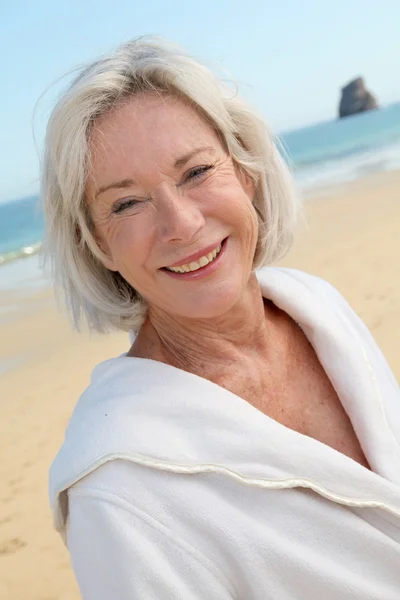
[
  {"xmin": 257, "ymin": 267, "xmax": 397, "ymax": 382},
  {"xmin": 256, "ymin": 266, "xmax": 343, "ymax": 295},
  {"xmin": 48, "ymin": 355, "xmax": 228, "ymax": 535},
  {"xmin": 256, "ymin": 266, "xmax": 355, "ymax": 314},
  {"xmin": 256, "ymin": 266, "xmax": 377, "ymax": 322}
]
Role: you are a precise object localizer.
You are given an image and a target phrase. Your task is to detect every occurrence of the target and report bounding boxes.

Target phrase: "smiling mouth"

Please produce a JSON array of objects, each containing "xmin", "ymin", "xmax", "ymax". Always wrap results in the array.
[{"xmin": 163, "ymin": 241, "xmax": 223, "ymax": 274}]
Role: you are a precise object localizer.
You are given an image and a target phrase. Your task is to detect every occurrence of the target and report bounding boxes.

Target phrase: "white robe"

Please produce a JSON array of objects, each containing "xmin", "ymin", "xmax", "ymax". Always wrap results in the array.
[{"xmin": 49, "ymin": 268, "xmax": 400, "ymax": 599}]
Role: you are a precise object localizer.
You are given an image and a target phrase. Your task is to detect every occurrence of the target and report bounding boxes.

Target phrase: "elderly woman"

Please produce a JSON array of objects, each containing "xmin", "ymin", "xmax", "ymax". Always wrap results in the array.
[{"xmin": 46, "ymin": 38, "xmax": 400, "ymax": 599}]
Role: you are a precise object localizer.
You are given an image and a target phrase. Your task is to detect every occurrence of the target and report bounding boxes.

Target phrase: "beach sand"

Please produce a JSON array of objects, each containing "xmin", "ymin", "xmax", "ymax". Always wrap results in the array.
[{"xmin": 0, "ymin": 170, "xmax": 399, "ymax": 599}]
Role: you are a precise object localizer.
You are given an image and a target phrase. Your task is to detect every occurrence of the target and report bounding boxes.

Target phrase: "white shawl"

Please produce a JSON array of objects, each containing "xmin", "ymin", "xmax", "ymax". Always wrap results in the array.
[{"xmin": 49, "ymin": 268, "xmax": 400, "ymax": 599}]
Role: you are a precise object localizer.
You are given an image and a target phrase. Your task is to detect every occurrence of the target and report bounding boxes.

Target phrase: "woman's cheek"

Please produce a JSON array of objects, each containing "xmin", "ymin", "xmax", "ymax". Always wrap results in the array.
[{"xmin": 111, "ymin": 217, "xmax": 152, "ymax": 263}]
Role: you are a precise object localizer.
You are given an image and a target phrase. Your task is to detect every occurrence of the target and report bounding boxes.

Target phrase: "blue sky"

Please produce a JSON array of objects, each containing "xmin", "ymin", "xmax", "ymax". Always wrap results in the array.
[{"xmin": 1, "ymin": 0, "xmax": 399, "ymax": 203}]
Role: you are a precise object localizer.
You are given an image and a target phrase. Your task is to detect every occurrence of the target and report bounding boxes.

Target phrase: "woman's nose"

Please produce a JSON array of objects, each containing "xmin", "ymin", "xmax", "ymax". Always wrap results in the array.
[{"xmin": 155, "ymin": 184, "xmax": 205, "ymax": 244}]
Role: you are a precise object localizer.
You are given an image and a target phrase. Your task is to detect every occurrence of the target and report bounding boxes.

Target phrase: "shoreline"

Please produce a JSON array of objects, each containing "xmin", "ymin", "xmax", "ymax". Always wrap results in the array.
[{"xmin": 300, "ymin": 167, "xmax": 400, "ymax": 200}]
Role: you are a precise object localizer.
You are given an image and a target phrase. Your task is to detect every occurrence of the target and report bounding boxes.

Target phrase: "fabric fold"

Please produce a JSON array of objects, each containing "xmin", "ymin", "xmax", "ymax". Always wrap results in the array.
[{"xmin": 49, "ymin": 267, "xmax": 400, "ymax": 536}]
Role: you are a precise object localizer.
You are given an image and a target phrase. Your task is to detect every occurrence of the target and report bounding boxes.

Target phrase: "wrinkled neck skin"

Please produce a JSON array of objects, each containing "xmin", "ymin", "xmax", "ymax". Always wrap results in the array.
[{"xmin": 130, "ymin": 272, "xmax": 282, "ymax": 377}]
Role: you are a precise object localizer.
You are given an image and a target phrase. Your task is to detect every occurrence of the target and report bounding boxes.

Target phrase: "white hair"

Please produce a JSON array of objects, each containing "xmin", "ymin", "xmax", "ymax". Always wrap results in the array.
[{"xmin": 41, "ymin": 35, "xmax": 300, "ymax": 333}]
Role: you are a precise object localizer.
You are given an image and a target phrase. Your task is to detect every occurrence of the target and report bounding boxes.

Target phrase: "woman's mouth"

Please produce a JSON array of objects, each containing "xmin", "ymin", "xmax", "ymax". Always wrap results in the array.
[
  {"xmin": 162, "ymin": 238, "xmax": 228, "ymax": 279},
  {"xmin": 164, "ymin": 242, "xmax": 222, "ymax": 273}
]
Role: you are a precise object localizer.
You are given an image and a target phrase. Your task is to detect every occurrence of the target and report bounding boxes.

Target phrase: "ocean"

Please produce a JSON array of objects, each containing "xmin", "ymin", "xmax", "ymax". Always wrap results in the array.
[
  {"xmin": 282, "ymin": 101, "xmax": 400, "ymax": 190},
  {"xmin": 1, "ymin": 101, "xmax": 400, "ymax": 289}
]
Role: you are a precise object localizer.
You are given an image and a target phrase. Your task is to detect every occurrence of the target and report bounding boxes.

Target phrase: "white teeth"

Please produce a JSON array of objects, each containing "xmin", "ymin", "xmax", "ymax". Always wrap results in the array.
[
  {"xmin": 166, "ymin": 242, "xmax": 222, "ymax": 273},
  {"xmin": 198, "ymin": 256, "xmax": 209, "ymax": 267}
]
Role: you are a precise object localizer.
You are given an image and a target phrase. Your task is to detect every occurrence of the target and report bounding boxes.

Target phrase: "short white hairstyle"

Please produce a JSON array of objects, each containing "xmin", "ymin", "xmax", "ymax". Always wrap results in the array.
[{"xmin": 41, "ymin": 36, "xmax": 300, "ymax": 333}]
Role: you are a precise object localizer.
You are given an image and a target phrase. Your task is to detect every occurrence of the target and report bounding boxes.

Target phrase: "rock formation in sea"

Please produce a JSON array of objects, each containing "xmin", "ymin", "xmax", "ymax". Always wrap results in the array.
[{"xmin": 338, "ymin": 77, "xmax": 379, "ymax": 119}]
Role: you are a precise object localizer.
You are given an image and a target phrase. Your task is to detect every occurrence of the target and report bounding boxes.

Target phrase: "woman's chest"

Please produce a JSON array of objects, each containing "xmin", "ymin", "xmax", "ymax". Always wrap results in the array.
[
  {"xmin": 216, "ymin": 330, "xmax": 370, "ymax": 468},
  {"xmin": 259, "ymin": 364, "xmax": 370, "ymax": 468}
]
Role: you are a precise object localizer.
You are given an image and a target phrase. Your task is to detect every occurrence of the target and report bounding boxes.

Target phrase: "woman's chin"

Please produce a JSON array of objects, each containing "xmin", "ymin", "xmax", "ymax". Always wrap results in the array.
[{"xmin": 167, "ymin": 283, "xmax": 244, "ymax": 321}]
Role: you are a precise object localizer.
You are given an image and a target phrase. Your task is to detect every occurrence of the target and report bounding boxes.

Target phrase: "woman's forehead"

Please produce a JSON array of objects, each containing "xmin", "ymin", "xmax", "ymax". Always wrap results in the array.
[
  {"xmin": 90, "ymin": 93, "xmax": 221, "ymax": 160},
  {"xmin": 87, "ymin": 93, "xmax": 223, "ymax": 191}
]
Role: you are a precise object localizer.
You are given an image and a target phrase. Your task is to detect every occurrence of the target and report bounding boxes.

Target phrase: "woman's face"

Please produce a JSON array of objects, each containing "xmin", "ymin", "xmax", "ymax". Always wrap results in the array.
[{"xmin": 87, "ymin": 93, "xmax": 258, "ymax": 321}]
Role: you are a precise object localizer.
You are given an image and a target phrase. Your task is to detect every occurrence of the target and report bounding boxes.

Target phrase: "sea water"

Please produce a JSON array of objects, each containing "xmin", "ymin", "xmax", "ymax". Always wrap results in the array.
[{"xmin": 282, "ymin": 101, "xmax": 400, "ymax": 190}]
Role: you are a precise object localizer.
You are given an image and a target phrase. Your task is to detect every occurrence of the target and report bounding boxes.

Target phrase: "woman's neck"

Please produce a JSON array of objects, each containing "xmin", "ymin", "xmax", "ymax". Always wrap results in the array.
[{"xmin": 129, "ymin": 273, "xmax": 280, "ymax": 374}]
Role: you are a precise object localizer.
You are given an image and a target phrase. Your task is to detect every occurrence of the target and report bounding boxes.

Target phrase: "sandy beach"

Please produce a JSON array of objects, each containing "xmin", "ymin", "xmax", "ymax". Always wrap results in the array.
[{"xmin": 0, "ymin": 170, "xmax": 399, "ymax": 600}]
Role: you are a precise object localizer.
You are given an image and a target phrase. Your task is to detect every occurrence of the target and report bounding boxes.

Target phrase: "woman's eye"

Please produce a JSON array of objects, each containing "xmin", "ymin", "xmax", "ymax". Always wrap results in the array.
[
  {"xmin": 112, "ymin": 198, "xmax": 140, "ymax": 214},
  {"xmin": 185, "ymin": 165, "xmax": 213, "ymax": 182}
]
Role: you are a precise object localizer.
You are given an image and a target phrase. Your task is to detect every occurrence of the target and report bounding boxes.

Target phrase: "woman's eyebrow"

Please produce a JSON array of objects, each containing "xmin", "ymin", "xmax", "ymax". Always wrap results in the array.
[
  {"xmin": 174, "ymin": 146, "xmax": 215, "ymax": 169},
  {"xmin": 95, "ymin": 178, "xmax": 135, "ymax": 199}
]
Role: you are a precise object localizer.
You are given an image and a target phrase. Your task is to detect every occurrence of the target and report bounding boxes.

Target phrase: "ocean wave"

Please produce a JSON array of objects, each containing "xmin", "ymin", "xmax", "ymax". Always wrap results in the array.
[
  {"xmin": 294, "ymin": 140, "xmax": 400, "ymax": 192},
  {"xmin": 0, "ymin": 241, "xmax": 42, "ymax": 266}
]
